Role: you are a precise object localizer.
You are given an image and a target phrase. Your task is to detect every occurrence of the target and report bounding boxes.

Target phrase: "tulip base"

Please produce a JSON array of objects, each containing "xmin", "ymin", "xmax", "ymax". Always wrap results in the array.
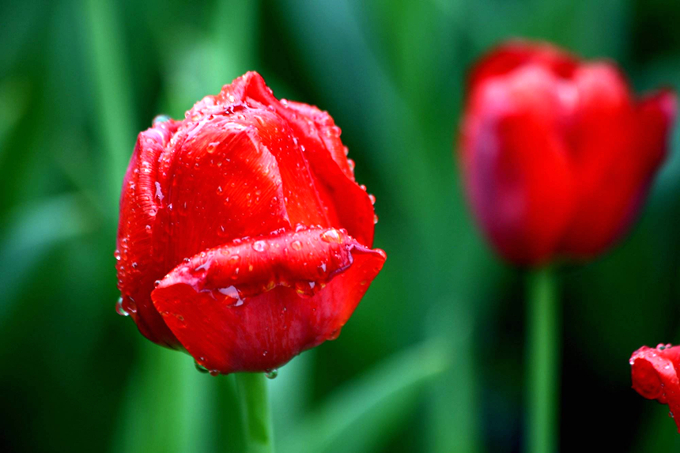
[
  {"xmin": 235, "ymin": 373, "xmax": 274, "ymax": 453},
  {"xmin": 526, "ymin": 267, "xmax": 559, "ymax": 453}
]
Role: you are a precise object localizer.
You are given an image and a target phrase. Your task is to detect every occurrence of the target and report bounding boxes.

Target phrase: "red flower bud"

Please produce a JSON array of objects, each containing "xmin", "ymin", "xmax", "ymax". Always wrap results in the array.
[
  {"xmin": 630, "ymin": 344, "xmax": 680, "ymax": 431},
  {"xmin": 115, "ymin": 72, "xmax": 386, "ymax": 374},
  {"xmin": 459, "ymin": 40, "xmax": 676, "ymax": 266}
]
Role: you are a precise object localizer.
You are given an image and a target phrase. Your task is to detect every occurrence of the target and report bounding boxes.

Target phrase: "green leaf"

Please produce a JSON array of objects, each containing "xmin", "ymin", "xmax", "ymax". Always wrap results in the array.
[
  {"xmin": 0, "ymin": 193, "xmax": 95, "ymax": 313},
  {"xmin": 278, "ymin": 340, "xmax": 449, "ymax": 453}
]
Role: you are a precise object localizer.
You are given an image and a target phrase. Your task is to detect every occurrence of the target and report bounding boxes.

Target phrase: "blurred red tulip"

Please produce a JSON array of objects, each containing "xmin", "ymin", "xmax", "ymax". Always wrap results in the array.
[
  {"xmin": 459, "ymin": 40, "xmax": 676, "ymax": 266},
  {"xmin": 115, "ymin": 72, "xmax": 386, "ymax": 375},
  {"xmin": 630, "ymin": 344, "xmax": 680, "ymax": 432}
]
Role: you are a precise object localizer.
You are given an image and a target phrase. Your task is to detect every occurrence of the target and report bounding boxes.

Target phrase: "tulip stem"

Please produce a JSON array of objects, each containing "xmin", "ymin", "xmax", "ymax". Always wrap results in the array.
[
  {"xmin": 235, "ymin": 372, "xmax": 275, "ymax": 453},
  {"xmin": 526, "ymin": 267, "xmax": 559, "ymax": 453}
]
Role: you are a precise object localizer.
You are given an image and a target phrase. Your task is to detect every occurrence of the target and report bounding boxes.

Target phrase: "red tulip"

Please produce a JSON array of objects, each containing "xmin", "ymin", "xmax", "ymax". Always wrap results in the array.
[
  {"xmin": 115, "ymin": 72, "xmax": 386, "ymax": 375},
  {"xmin": 459, "ymin": 40, "xmax": 676, "ymax": 266},
  {"xmin": 630, "ymin": 344, "xmax": 680, "ymax": 432}
]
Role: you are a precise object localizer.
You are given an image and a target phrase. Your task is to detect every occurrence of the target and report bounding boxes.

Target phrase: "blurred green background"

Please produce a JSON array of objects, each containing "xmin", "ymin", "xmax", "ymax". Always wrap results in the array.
[{"xmin": 2, "ymin": 0, "xmax": 680, "ymax": 451}]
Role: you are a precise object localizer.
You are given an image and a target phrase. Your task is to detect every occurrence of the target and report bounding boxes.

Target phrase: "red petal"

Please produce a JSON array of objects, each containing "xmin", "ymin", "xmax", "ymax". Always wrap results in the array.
[
  {"xmin": 116, "ymin": 120, "xmax": 182, "ymax": 348},
  {"xmin": 189, "ymin": 71, "xmax": 375, "ymax": 247},
  {"xmin": 558, "ymin": 66, "xmax": 673, "ymax": 257},
  {"xmin": 461, "ymin": 67, "xmax": 575, "ymax": 265},
  {"xmin": 636, "ymin": 89, "xmax": 676, "ymax": 172},
  {"xmin": 631, "ymin": 345, "xmax": 680, "ymax": 432},
  {"xmin": 151, "ymin": 227, "xmax": 386, "ymax": 374},
  {"xmin": 468, "ymin": 40, "xmax": 578, "ymax": 91}
]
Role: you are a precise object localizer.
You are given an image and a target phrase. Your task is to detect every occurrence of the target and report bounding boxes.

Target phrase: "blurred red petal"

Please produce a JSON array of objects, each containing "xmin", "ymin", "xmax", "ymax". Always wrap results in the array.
[
  {"xmin": 462, "ymin": 67, "xmax": 575, "ymax": 265},
  {"xmin": 558, "ymin": 67, "xmax": 674, "ymax": 257},
  {"xmin": 468, "ymin": 40, "xmax": 578, "ymax": 91}
]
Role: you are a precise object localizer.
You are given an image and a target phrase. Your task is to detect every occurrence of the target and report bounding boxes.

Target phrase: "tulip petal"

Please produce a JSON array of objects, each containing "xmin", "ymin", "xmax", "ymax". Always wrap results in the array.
[
  {"xmin": 631, "ymin": 345, "xmax": 680, "ymax": 432},
  {"xmin": 282, "ymin": 100, "xmax": 377, "ymax": 247},
  {"xmin": 190, "ymin": 71, "xmax": 375, "ymax": 247},
  {"xmin": 558, "ymin": 67, "xmax": 674, "ymax": 257},
  {"xmin": 468, "ymin": 40, "xmax": 577, "ymax": 90},
  {"xmin": 151, "ymin": 227, "xmax": 386, "ymax": 374},
  {"xmin": 461, "ymin": 68, "xmax": 575, "ymax": 265},
  {"xmin": 116, "ymin": 120, "xmax": 183, "ymax": 348}
]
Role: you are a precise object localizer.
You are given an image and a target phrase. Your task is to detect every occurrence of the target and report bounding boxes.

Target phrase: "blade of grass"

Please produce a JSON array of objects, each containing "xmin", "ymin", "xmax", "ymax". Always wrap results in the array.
[
  {"xmin": 278, "ymin": 340, "xmax": 448, "ymax": 453},
  {"xmin": 110, "ymin": 345, "xmax": 218, "ymax": 453},
  {"xmin": 82, "ymin": 0, "xmax": 137, "ymax": 211},
  {"xmin": 0, "ymin": 193, "xmax": 95, "ymax": 310}
]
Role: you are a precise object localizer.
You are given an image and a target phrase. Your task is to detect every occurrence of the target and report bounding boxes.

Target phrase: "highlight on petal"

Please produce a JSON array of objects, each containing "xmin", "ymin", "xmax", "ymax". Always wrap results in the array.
[
  {"xmin": 151, "ymin": 227, "xmax": 386, "ymax": 374},
  {"xmin": 630, "ymin": 344, "xmax": 680, "ymax": 432}
]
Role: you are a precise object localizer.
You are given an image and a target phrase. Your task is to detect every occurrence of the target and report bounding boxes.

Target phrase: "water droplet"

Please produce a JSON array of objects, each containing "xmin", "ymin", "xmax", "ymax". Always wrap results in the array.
[
  {"xmin": 290, "ymin": 240, "xmax": 302, "ymax": 251},
  {"xmin": 116, "ymin": 297, "xmax": 129, "ymax": 316},
  {"xmin": 195, "ymin": 260, "xmax": 212, "ymax": 272},
  {"xmin": 262, "ymin": 350, "xmax": 268, "ymax": 357},
  {"xmin": 131, "ymin": 262, "xmax": 138, "ymax": 269},
  {"xmin": 671, "ymin": 411, "xmax": 675, "ymax": 419},
  {"xmin": 207, "ymin": 141, "xmax": 219, "ymax": 153},
  {"xmin": 321, "ymin": 229, "xmax": 342, "ymax": 243},
  {"xmin": 153, "ymin": 114, "xmax": 171, "ymax": 125},
  {"xmin": 265, "ymin": 369, "xmax": 278, "ymax": 379},
  {"xmin": 195, "ymin": 362, "xmax": 209, "ymax": 373},
  {"xmin": 155, "ymin": 181, "xmax": 164, "ymax": 202},
  {"xmin": 219, "ymin": 285, "xmax": 244, "ymax": 306},
  {"xmin": 252, "ymin": 240, "xmax": 267, "ymax": 252},
  {"xmin": 373, "ymin": 214, "xmax": 379, "ymax": 224},
  {"xmin": 368, "ymin": 194, "xmax": 376, "ymax": 205},
  {"xmin": 209, "ymin": 370, "xmax": 220, "ymax": 377},
  {"xmin": 145, "ymin": 225, "xmax": 152, "ymax": 233}
]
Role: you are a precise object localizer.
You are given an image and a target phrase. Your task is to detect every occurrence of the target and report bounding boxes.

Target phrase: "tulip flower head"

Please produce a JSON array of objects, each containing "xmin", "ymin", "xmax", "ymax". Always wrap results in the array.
[
  {"xmin": 459, "ymin": 40, "xmax": 676, "ymax": 266},
  {"xmin": 115, "ymin": 72, "xmax": 386, "ymax": 375},
  {"xmin": 630, "ymin": 344, "xmax": 680, "ymax": 432}
]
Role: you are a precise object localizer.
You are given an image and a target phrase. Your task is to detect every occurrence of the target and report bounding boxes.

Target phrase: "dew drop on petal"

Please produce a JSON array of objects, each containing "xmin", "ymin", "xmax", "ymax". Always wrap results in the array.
[
  {"xmin": 116, "ymin": 297, "xmax": 129, "ymax": 316},
  {"xmin": 153, "ymin": 114, "xmax": 171, "ymax": 125},
  {"xmin": 321, "ymin": 229, "xmax": 341, "ymax": 243},
  {"xmin": 265, "ymin": 369, "xmax": 278, "ymax": 379},
  {"xmin": 252, "ymin": 240, "xmax": 267, "ymax": 252},
  {"xmin": 155, "ymin": 182, "xmax": 164, "ymax": 202},
  {"xmin": 368, "ymin": 194, "xmax": 376, "ymax": 205}
]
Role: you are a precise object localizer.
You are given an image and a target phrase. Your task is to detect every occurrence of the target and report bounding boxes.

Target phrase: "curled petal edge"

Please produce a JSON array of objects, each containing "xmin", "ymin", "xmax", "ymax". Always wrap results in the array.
[{"xmin": 151, "ymin": 226, "xmax": 386, "ymax": 374}]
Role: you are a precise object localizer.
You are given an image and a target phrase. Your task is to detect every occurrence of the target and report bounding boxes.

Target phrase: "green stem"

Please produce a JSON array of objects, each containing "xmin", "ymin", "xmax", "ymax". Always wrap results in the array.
[
  {"xmin": 236, "ymin": 373, "xmax": 275, "ymax": 453},
  {"xmin": 526, "ymin": 267, "xmax": 559, "ymax": 453}
]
